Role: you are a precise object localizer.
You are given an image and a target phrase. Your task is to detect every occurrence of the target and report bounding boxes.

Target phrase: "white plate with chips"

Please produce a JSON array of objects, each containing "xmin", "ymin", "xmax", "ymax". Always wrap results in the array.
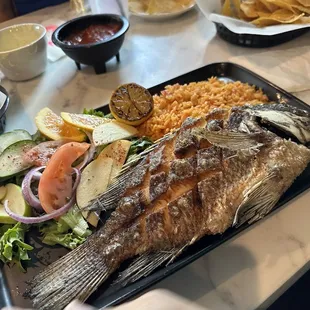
[
  {"xmin": 129, "ymin": 0, "xmax": 196, "ymax": 21},
  {"xmin": 196, "ymin": 0, "xmax": 310, "ymax": 36}
]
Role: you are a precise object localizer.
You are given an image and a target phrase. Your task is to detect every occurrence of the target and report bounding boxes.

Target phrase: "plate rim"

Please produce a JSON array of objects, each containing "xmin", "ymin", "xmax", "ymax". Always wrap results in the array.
[
  {"xmin": 2, "ymin": 62, "xmax": 310, "ymax": 310},
  {"xmin": 129, "ymin": 2, "xmax": 196, "ymax": 19}
]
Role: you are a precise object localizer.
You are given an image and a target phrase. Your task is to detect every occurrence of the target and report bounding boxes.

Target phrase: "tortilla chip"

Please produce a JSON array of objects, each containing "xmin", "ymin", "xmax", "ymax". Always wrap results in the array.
[
  {"xmin": 144, "ymin": 0, "xmax": 194, "ymax": 14},
  {"xmin": 239, "ymin": 8, "xmax": 255, "ymax": 20},
  {"xmin": 222, "ymin": 0, "xmax": 241, "ymax": 17},
  {"xmin": 232, "ymin": 0, "xmax": 241, "ymax": 17},
  {"xmin": 257, "ymin": 10, "xmax": 273, "ymax": 17},
  {"xmin": 222, "ymin": 0, "xmax": 233, "ymax": 16},
  {"xmin": 293, "ymin": 4, "xmax": 310, "ymax": 14},
  {"xmin": 255, "ymin": 0, "xmax": 279, "ymax": 18},
  {"xmin": 296, "ymin": 0, "xmax": 310, "ymax": 7},
  {"xmin": 294, "ymin": 15, "xmax": 310, "ymax": 23},
  {"xmin": 257, "ymin": 0, "xmax": 279, "ymax": 12},
  {"xmin": 222, "ymin": 0, "xmax": 308, "ymax": 25},
  {"xmin": 240, "ymin": 2, "xmax": 260, "ymax": 18},
  {"xmin": 271, "ymin": 8, "xmax": 304, "ymax": 20},
  {"xmin": 252, "ymin": 8, "xmax": 304, "ymax": 26},
  {"xmin": 264, "ymin": 0, "xmax": 300, "ymax": 13}
]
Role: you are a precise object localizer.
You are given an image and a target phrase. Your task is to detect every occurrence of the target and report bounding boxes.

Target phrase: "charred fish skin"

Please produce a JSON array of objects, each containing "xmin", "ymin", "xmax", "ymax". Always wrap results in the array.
[
  {"xmin": 243, "ymin": 103, "xmax": 310, "ymax": 117},
  {"xmin": 28, "ymin": 104, "xmax": 310, "ymax": 310}
]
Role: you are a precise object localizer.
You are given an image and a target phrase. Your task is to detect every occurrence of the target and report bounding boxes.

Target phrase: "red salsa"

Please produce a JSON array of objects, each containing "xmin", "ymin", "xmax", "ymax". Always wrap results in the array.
[{"xmin": 63, "ymin": 22, "xmax": 122, "ymax": 45}]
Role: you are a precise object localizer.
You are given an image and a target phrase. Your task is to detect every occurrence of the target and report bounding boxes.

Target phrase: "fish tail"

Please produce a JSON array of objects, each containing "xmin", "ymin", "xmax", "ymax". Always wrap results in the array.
[{"xmin": 26, "ymin": 238, "xmax": 115, "ymax": 310}]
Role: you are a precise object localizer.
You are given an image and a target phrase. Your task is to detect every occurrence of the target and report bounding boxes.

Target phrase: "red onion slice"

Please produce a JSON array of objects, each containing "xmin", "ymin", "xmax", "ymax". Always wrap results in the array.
[
  {"xmin": 75, "ymin": 151, "xmax": 90, "ymax": 170},
  {"xmin": 32, "ymin": 171, "xmax": 43, "ymax": 180},
  {"xmin": 4, "ymin": 197, "xmax": 75, "ymax": 224},
  {"xmin": 10, "ymin": 168, "xmax": 82, "ymax": 224},
  {"xmin": 75, "ymin": 131, "xmax": 96, "ymax": 170},
  {"xmin": 22, "ymin": 166, "xmax": 46, "ymax": 211},
  {"xmin": 85, "ymin": 131, "xmax": 97, "ymax": 161},
  {"xmin": 85, "ymin": 131, "xmax": 96, "ymax": 161},
  {"xmin": 85, "ymin": 130, "xmax": 93, "ymax": 143},
  {"xmin": 72, "ymin": 168, "xmax": 81, "ymax": 192},
  {"xmin": 88, "ymin": 143, "xmax": 96, "ymax": 162}
]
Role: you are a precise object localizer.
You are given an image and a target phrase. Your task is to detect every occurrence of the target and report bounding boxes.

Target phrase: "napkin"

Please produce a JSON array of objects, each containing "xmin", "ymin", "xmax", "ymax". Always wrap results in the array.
[
  {"xmin": 42, "ymin": 19, "xmax": 66, "ymax": 62},
  {"xmin": 229, "ymin": 46, "xmax": 310, "ymax": 93}
]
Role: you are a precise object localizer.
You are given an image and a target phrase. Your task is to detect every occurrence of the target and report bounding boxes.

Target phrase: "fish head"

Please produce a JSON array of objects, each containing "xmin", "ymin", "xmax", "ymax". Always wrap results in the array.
[{"xmin": 242, "ymin": 104, "xmax": 310, "ymax": 145}]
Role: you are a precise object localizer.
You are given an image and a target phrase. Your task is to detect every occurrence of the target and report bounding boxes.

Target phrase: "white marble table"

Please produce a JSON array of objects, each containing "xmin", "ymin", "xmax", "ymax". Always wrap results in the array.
[{"xmin": 2, "ymin": 3, "xmax": 310, "ymax": 310}]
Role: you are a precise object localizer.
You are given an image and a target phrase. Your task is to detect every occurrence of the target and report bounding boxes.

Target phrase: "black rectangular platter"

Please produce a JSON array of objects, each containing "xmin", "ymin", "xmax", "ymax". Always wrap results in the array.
[{"xmin": 1, "ymin": 62, "xmax": 310, "ymax": 309}]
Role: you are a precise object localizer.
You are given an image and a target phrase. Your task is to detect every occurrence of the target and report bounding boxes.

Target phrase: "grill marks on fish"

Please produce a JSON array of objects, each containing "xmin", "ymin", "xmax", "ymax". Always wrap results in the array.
[
  {"xmin": 28, "ymin": 104, "xmax": 310, "ymax": 310},
  {"xmin": 92, "ymin": 112, "xmax": 262, "ymax": 252},
  {"xmin": 149, "ymin": 172, "xmax": 168, "ymax": 201},
  {"xmin": 197, "ymin": 146, "xmax": 222, "ymax": 174},
  {"xmin": 174, "ymin": 117, "xmax": 206, "ymax": 157},
  {"xmin": 170, "ymin": 156, "xmax": 197, "ymax": 181},
  {"xmin": 124, "ymin": 162, "xmax": 150, "ymax": 200},
  {"xmin": 96, "ymin": 136, "xmax": 179, "ymax": 246},
  {"xmin": 135, "ymin": 135, "xmax": 203, "ymax": 251},
  {"xmin": 149, "ymin": 145, "xmax": 165, "ymax": 173}
]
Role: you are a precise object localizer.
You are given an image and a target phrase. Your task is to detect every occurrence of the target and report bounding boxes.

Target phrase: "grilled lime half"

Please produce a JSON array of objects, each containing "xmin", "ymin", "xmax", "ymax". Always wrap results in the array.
[{"xmin": 109, "ymin": 83, "xmax": 154, "ymax": 126}]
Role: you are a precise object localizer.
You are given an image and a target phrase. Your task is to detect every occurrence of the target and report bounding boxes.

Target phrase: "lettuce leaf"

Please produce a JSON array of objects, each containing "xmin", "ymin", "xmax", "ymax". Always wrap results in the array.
[
  {"xmin": 41, "ymin": 232, "xmax": 87, "ymax": 250},
  {"xmin": 32, "ymin": 130, "xmax": 49, "ymax": 143},
  {"xmin": 83, "ymin": 108, "xmax": 104, "ymax": 118},
  {"xmin": 60, "ymin": 205, "xmax": 91, "ymax": 237},
  {"xmin": 39, "ymin": 219, "xmax": 70, "ymax": 235},
  {"xmin": 103, "ymin": 113, "xmax": 114, "ymax": 119},
  {"xmin": 0, "ymin": 223, "xmax": 33, "ymax": 272},
  {"xmin": 127, "ymin": 137, "xmax": 153, "ymax": 160},
  {"xmin": 83, "ymin": 108, "xmax": 115, "ymax": 119},
  {"xmin": 39, "ymin": 206, "xmax": 92, "ymax": 250}
]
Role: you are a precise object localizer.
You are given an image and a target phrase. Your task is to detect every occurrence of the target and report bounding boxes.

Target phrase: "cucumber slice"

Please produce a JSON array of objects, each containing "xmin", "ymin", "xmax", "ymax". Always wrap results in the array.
[
  {"xmin": 0, "ymin": 186, "xmax": 7, "ymax": 200},
  {"xmin": 0, "ymin": 203, "xmax": 15, "ymax": 224},
  {"xmin": 0, "ymin": 140, "xmax": 36, "ymax": 179},
  {"xmin": 92, "ymin": 122, "xmax": 138, "ymax": 146},
  {"xmin": 0, "ymin": 129, "xmax": 32, "ymax": 154},
  {"xmin": 0, "ymin": 184, "xmax": 31, "ymax": 224}
]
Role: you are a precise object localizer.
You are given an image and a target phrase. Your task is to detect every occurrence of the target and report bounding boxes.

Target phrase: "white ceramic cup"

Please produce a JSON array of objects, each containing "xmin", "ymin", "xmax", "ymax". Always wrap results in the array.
[{"xmin": 0, "ymin": 23, "xmax": 47, "ymax": 82}]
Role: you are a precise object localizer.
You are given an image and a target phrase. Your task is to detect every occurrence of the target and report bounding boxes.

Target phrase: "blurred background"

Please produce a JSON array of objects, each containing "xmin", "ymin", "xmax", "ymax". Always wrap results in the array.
[{"xmin": 0, "ymin": 0, "xmax": 69, "ymax": 22}]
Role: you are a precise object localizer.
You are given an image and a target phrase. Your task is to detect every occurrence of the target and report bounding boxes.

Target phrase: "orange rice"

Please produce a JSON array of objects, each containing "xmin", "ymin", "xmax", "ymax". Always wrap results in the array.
[{"xmin": 138, "ymin": 77, "xmax": 269, "ymax": 141}]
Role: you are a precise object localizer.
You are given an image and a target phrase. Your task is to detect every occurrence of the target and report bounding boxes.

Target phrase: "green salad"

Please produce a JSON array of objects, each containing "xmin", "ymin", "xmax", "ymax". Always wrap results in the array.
[{"xmin": 0, "ymin": 108, "xmax": 153, "ymax": 271}]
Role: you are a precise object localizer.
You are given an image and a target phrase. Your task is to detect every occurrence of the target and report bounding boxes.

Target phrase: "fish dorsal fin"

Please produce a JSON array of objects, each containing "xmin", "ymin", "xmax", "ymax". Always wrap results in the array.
[
  {"xmin": 233, "ymin": 171, "xmax": 281, "ymax": 227},
  {"xmin": 115, "ymin": 245, "xmax": 187, "ymax": 287},
  {"xmin": 193, "ymin": 128, "xmax": 265, "ymax": 152},
  {"xmin": 84, "ymin": 135, "xmax": 170, "ymax": 212}
]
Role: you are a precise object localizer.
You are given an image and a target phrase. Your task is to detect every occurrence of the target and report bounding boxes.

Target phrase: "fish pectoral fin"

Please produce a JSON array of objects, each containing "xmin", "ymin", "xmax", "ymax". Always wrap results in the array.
[
  {"xmin": 193, "ymin": 128, "xmax": 264, "ymax": 151},
  {"xmin": 233, "ymin": 171, "xmax": 281, "ymax": 228},
  {"xmin": 115, "ymin": 246, "xmax": 187, "ymax": 287}
]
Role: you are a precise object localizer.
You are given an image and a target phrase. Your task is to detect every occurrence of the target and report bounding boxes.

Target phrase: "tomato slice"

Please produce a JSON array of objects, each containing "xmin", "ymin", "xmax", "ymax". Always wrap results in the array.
[
  {"xmin": 23, "ymin": 140, "xmax": 69, "ymax": 167},
  {"xmin": 38, "ymin": 142, "xmax": 90, "ymax": 214}
]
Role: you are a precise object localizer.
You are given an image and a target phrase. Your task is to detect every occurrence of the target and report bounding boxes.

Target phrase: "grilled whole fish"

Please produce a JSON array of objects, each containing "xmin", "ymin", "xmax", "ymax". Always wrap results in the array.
[{"xmin": 28, "ymin": 104, "xmax": 310, "ymax": 310}]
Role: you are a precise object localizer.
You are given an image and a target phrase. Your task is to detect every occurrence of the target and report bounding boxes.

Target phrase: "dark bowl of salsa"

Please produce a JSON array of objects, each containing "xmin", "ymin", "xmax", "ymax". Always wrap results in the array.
[
  {"xmin": 52, "ymin": 14, "xmax": 129, "ymax": 74},
  {"xmin": 0, "ymin": 85, "xmax": 9, "ymax": 134}
]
